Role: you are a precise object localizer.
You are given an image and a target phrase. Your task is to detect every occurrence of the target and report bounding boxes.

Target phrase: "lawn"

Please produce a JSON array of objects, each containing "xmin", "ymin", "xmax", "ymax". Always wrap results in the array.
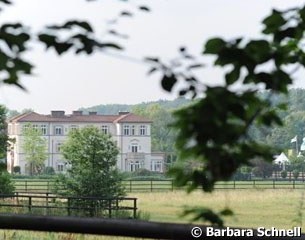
[
  {"xmin": 133, "ymin": 189, "xmax": 305, "ymax": 229},
  {"xmin": 1, "ymin": 189, "xmax": 305, "ymax": 239}
]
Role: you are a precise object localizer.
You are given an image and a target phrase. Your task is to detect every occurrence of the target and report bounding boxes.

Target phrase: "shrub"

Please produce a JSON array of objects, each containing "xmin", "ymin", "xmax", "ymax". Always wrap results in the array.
[
  {"xmin": 0, "ymin": 162, "xmax": 6, "ymax": 172},
  {"xmin": 293, "ymin": 170, "xmax": 299, "ymax": 180},
  {"xmin": 281, "ymin": 170, "xmax": 287, "ymax": 179},
  {"xmin": 44, "ymin": 166, "xmax": 55, "ymax": 175},
  {"xmin": 0, "ymin": 171, "xmax": 15, "ymax": 194},
  {"xmin": 13, "ymin": 166, "xmax": 21, "ymax": 174}
]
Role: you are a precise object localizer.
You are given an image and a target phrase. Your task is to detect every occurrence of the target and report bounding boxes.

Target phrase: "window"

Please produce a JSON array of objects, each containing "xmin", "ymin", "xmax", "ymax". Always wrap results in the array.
[
  {"xmin": 131, "ymin": 144, "xmax": 138, "ymax": 153},
  {"xmin": 130, "ymin": 161, "xmax": 140, "ymax": 172},
  {"xmin": 55, "ymin": 143, "xmax": 62, "ymax": 153},
  {"xmin": 101, "ymin": 125, "xmax": 109, "ymax": 135},
  {"xmin": 151, "ymin": 160, "xmax": 163, "ymax": 172},
  {"xmin": 70, "ymin": 125, "xmax": 79, "ymax": 132},
  {"xmin": 41, "ymin": 125, "xmax": 47, "ymax": 135},
  {"xmin": 57, "ymin": 164, "xmax": 64, "ymax": 172},
  {"xmin": 131, "ymin": 125, "xmax": 135, "ymax": 135},
  {"xmin": 54, "ymin": 126, "xmax": 63, "ymax": 135},
  {"xmin": 140, "ymin": 125, "xmax": 146, "ymax": 135},
  {"xmin": 22, "ymin": 124, "xmax": 29, "ymax": 133},
  {"xmin": 124, "ymin": 125, "xmax": 130, "ymax": 135}
]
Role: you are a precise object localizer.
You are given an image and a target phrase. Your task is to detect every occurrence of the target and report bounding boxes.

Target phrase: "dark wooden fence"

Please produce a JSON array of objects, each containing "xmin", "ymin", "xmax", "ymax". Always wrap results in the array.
[
  {"xmin": 12, "ymin": 179, "xmax": 305, "ymax": 193},
  {"xmin": 0, "ymin": 214, "xmax": 304, "ymax": 239},
  {"xmin": 0, "ymin": 193, "xmax": 137, "ymax": 218}
]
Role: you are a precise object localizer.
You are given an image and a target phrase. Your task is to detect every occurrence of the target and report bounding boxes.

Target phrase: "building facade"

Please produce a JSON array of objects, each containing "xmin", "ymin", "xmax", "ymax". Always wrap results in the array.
[{"xmin": 7, "ymin": 111, "xmax": 164, "ymax": 174}]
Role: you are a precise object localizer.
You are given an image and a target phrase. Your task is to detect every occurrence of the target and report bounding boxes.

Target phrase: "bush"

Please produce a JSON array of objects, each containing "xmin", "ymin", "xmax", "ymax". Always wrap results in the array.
[
  {"xmin": 0, "ymin": 162, "xmax": 6, "ymax": 172},
  {"xmin": 0, "ymin": 171, "xmax": 15, "ymax": 194},
  {"xmin": 122, "ymin": 168, "xmax": 166, "ymax": 180},
  {"xmin": 13, "ymin": 166, "xmax": 21, "ymax": 174},
  {"xmin": 44, "ymin": 166, "xmax": 55, "ymax": 175},
  {"xmin": 281, "ymin": 170, "xmax": 287, "ymax": 179},
  {"xmin": 293, "ymin": 170, "xmax": 299, "ymax": 180}
]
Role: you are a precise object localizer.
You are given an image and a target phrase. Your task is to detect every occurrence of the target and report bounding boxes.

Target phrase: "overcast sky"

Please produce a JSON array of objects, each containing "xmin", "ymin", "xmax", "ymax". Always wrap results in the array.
[{"xmin": 0, "ymin": 0, "xmax": 304, "ymax": 114}]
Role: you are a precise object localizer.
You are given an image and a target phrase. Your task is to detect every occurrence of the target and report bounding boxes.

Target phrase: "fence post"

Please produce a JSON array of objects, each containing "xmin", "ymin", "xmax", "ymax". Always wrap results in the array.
[
  {"xmin": 46, "ymin": 193, "xmax": 49, "ymax": 215},
  {"xmin": 129, "ymin": 180, "xmax": 132, "ymax": 192},
  {"xmin": 67, "ymin": 198, "xmax": 71, "ymax": 216},
  {"xmin": 133, "ymin": 198, "xmax": 137, "ymax": 219},
  {"xmin": 25, "ymin": 181, "xmax": 27, "ymax": 192},
  {"xmin": 253, "ymin": 180, "xmax": 255, "ymax": 188},
  {"xmin": 273, "ymin": 180, "xmax": 275, "ymax": 189},
  {"xmin": 47, "ymin": 181, "xmax": 50, "ymax": 192},
  {"xmin": 233, "ymin": 181, "xmax": 236, "ymax": 189},
  {"xmin": 171, "ymin": 180, "xmax": 174, "ymax": 191},
  {"xmin": 28, "ymin": 196, "xmax": 32, "ymax": 213},
  {"xmin": 293, "ymin": 180, "xmax": 295, "ymax": 189},
  {"xmin": 108, "ymin": 199, "xmax": 112, "ymax": 218},
  {"xmin": 150, "ymin": 180, "xmax": 153, "ymax": 192}
]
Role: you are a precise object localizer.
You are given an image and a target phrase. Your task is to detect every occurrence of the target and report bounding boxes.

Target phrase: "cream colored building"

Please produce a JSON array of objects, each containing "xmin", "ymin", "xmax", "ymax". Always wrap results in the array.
[{"xmin": 7, "ymin": 111, "xmax": 164, "ymax": 174}]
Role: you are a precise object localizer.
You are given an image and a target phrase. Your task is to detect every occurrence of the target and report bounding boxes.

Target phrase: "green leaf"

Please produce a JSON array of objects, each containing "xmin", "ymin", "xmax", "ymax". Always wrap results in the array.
[
  {"xmin": 187, "ymin": 64, "xmax": 204, "ymax": 70},
  {"xmin": 204, "ymin": 38, "xmax": 226, "ymax": 54},
  {"xmin": 38, "ymin": 34, "xmax": 57, "ymax": 49},
  {"xmin": 245, "ymin": 40, "xmax": 271, "ymax": 63},
  {"xmin": 120, "ymin": 11, "xmax": 133, "ymax": 17},
  {"xmin": 147, "ymin": 67, "xmax": 157, "ymax": 75},
  {"xmin": 96, "ymin": 42, "xmax": 123, "ymax": 50},
  {"xmin": 225, "ymin": 67, "xmax": 240, "ymax": 85},
  {"xmin": 48, "ymin": 21, "xmax": 94, "ymax": 32},
  {"xmin": 219, "ymin": 208, "xmax": 234, "ymax": 216},
  {"xmin": 161, "ymin": 74, "xmax": 177, "ymax": 92},
  {"xmin": 144, "ymin": 57, "xmax": 159, "ymax": 63},
  {"xmin": 138, "ymin": 6, "xmax": 150, "ymax": 12},
  {"xmin": 262, "ymin": 9, "xmax": 286, "ymax": 34}
]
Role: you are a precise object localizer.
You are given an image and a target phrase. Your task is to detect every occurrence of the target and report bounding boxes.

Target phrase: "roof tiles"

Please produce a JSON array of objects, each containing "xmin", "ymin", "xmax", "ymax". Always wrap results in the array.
[{"xmin": 9, "ymin": 111, "xmax": 152, "ymax": 124}]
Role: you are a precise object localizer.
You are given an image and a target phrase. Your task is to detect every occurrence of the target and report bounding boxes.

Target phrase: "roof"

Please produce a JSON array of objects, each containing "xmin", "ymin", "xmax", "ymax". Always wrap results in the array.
[
  {"xmin": 8, "ymin": 111, "xmax": 152, "ymax": 124},
  {"xmin": 273, "ymin": 152, "xmax": 289, "ymax": 164}
]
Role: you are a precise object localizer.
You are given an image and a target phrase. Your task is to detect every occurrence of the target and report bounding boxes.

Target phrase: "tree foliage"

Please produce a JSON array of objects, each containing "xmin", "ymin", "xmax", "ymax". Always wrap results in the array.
[
  {"xmin": 58, "ymin": 126, "xmax": 124, "ymax": 198},
  {"xmin": 132, "ymin": 104, "xmax": 177, "ymax": 153},
  {"xmin": 158, "ymin": 5, "xmax": 305, "ymax": 225},
  {"xmin": 0, "ymin": 105, "xmax": 8, "ymax": 159},
  {"xmin": 0, "ymin": 0, "xmax": 151, "ymax": 89},
  {"xmin": 22, "ymin": 123, "xmax": 47, "ymax": 175},
  {"xmin": 0, "ymin": 0, "xmax": 305, "ymax": 226}
]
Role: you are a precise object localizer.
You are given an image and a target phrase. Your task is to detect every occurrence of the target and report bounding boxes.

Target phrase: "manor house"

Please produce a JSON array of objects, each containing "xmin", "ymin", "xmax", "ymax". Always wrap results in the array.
[{"xmin": 7, "ymin": 110, "xmax": 164, "ymax": 174}]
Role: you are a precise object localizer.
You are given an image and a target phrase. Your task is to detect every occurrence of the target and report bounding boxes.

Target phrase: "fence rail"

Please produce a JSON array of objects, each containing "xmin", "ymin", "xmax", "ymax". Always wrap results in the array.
[
  {"xmin": 0, "ymin": 214, "xmax": 304, "ymax": 239},
  {"xmin": 11, "ymin": 179, "xmax": 305, "ymax": 193},
  {"xmin": 0, "ymin": 193, "xmax": 137, "ymax": 218}
]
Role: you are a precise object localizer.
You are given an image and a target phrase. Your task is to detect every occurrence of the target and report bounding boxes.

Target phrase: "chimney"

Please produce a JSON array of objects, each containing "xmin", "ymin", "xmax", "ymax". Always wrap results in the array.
[
  {"xmin": 118, "ymin": 111, "xmax": 129, "ymax": 115},
  {"xmin": 72, "ymin": 111, "xmax": 83, "ymax": 116},
  {"xmin": 89, "ymin": 112, "xmax": 97, "ymax": 115},
  {"xmin": 51, "ymin": 111, "xmax": 65, "ymax": 117}
]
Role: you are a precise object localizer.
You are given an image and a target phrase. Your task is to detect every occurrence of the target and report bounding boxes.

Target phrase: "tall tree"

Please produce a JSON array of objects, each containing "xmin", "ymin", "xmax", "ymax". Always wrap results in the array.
[
  {"xmin": 22, "ymin": 123, "xmax": 47, "ymax": 175},
  {"xmin": 0, "ymin": 105, "xmax": 8, "ymax": 159},
  {"xmin": 132, "ymin": 104, "xmax": 176, "ymax": 153},
  {"xmin": 58, "ymin": 126, "xmax": 124, "ymax": 198}
]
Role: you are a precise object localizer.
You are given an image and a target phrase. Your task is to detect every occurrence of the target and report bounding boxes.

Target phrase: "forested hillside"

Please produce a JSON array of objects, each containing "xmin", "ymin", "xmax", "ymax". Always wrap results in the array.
[
  {"xmin": 79, "ymin": 98, "xmax": 190, "ymax": 115},
  {"xmin": 250, "ymin": 88, "xmax": 305, "ymax": 152}
]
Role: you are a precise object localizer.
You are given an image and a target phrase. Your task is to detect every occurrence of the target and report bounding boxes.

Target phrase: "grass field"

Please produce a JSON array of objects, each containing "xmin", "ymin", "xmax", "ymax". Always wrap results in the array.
[{"xmin": 1, "ymin": 189, "xmax": 305, "ymax": 239}]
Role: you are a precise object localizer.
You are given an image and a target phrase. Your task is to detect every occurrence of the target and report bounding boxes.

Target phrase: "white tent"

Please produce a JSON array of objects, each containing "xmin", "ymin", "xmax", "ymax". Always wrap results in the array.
[{"xmin": 273, "ymin": 152, "xmax": 290, "ymax": 165}]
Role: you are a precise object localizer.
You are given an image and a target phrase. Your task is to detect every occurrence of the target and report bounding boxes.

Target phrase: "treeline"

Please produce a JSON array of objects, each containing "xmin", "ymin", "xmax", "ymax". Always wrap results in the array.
[
  {"xmin": 249, "ymin": 88, "xmax": 305, "ymax": 153},
  {"xmin": 79, "ymin": 98, "xmax": 190, "ymax": 115}
]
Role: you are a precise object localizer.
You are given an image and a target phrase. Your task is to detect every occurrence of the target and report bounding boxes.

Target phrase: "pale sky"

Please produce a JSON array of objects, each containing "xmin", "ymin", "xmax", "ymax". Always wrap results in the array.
[{"xmin": 0, "ymin": 0, "xmax": 304, "ymax": 114}]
